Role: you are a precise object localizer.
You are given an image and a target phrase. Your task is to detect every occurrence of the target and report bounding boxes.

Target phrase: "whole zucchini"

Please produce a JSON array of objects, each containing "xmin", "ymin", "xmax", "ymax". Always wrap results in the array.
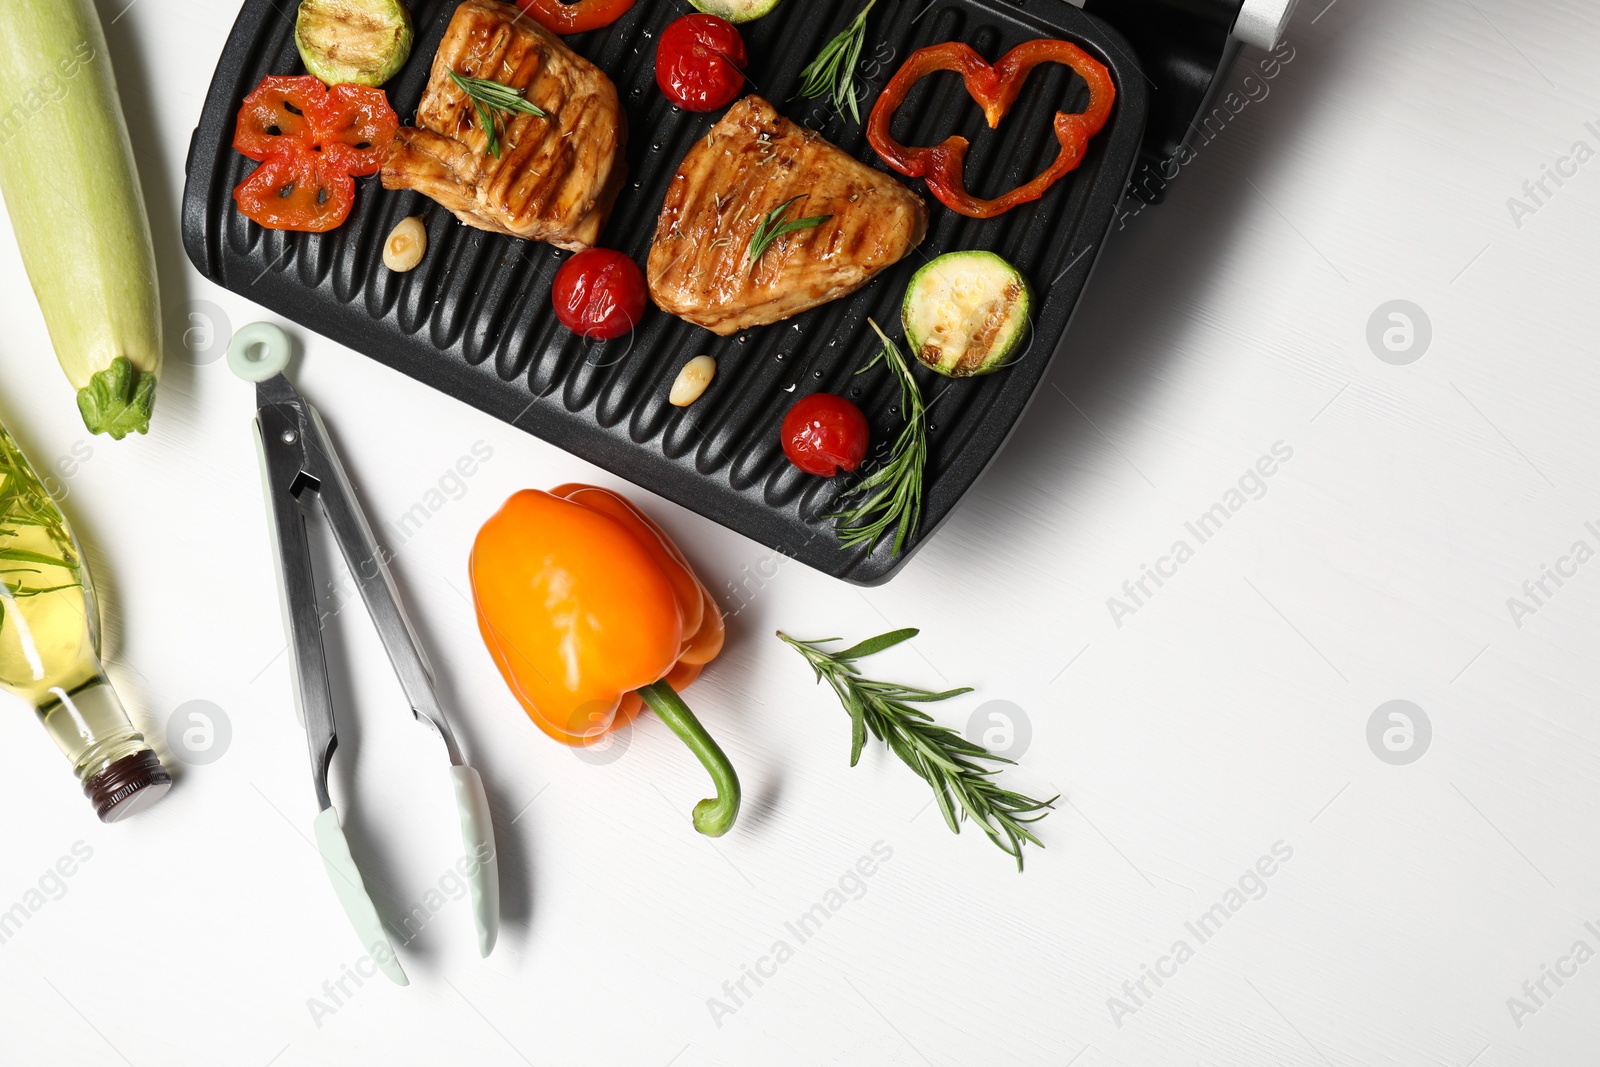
[{"xmin": 0, "ymin": 0, "xmax": 162, "ymax": 438}]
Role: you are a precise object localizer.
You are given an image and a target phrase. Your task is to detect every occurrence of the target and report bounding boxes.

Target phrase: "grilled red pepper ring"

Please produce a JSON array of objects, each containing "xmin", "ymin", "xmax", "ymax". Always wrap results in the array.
[
  {"xmin": 866, "ymin": 39, "xmax": 1115, "ymax": 219},
  {"xmin": 233, "ymin": 150, "xmax": 357, "ymax": 233},
  {"xmin": 232, "ymin": 75, "xmax": 398, "ymax": 232},
  {"xmin": 516, "ymin": 0, "xmax": 635, "ymax": 34},
  {"xmin": 233, "ymin": 75, "xmax": 326, "ymax": 158}
]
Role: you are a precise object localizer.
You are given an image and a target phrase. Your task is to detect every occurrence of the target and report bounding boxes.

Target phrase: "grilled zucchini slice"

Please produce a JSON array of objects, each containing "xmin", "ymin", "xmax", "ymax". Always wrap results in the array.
[
  {"xmin": 901, "ymin": 251, "xmax": 1031, "ymax": 377},
  {"xmin": 296, "ymin": 0, "xmax": 413, "ymax": 88},
  {"xmin": 688, "ymin": 0, "xmax": 784, "ymax": 23}
]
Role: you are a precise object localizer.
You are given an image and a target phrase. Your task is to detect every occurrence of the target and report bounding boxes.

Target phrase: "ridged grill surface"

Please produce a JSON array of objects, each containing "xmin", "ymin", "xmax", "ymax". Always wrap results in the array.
[{"xmin": 182, "ymin": 0, "xmax": 1146, "ymax": 584}]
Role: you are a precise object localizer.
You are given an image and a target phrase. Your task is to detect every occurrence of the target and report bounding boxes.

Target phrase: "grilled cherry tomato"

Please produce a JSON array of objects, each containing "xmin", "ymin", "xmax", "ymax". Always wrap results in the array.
[
  {"xmin": 517, "ymin": 0, "xmax": 635, "ymax": 34},
  {"xmin": 781, "ymin": 394, "xmax": 870, "ymax": 477},
  {"xmin": 655, "ymin": 14, "xmax": 746, "ymax": 112},
  {"xmin": 552, "ymin": 249, "xmax": 649, "ymax": 340}
]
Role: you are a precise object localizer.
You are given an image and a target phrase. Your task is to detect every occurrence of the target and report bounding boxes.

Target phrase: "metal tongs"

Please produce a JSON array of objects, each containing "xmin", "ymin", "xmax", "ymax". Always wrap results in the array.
[{"xmin": 227, "ymin": 322, "xmax": 499, "ymax": 985}]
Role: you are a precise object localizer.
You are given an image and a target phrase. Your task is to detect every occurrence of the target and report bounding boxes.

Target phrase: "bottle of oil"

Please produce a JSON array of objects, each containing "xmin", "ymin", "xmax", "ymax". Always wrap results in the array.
[{"xmin": 0, "ymin": 420, "xmax": 170, "ymax": 820}]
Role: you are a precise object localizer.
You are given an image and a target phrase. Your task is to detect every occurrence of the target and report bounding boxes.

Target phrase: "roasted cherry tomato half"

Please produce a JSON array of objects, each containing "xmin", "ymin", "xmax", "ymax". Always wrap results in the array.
[
  {"xmin": 781, "ymin": 394, "xmax": 870, "ymax": 477},
  {"xmin": 655, "ymin": 14, "xmax": 746, "ymax": 112},
  {"xmin": 552, "ymin": 248, "xmax": 649, "ymax": 340},
  {"xmin": 517, "ymin": 0, "xmax": 635, "ymax": 34}
]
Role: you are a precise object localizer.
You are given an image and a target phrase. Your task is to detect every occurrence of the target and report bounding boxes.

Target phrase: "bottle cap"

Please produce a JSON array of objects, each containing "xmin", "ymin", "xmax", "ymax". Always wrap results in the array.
[{"xmin": 83, "ymin": 750, "xmax": 172, "ymax": 822}]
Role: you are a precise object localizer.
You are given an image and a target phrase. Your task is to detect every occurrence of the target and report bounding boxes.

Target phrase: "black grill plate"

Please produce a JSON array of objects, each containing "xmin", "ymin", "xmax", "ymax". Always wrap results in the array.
[{"xmin": 182, "ymin": 0, "xmax": 1146, "ymax": 583}]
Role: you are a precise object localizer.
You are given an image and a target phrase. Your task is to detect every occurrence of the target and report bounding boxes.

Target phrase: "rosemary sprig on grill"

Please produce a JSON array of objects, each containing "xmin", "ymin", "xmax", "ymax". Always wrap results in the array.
[
  {"xmin": 747, "ymin": 195, "xmax": 831, "ymax": 272},
  {"xmin": 449, "ymin": 70, "xmax": 548, "ymax": 159},
  {"xmin": 778, "ymin": 628, "xmax": 1055, "ymax": 870},
  {"xmin": 827, "ymin": 319, "xmax": 926, "ymax": 556},
  {"xmin": 797, "ymin": 0, "xmax": 878, "ymax": 123}
]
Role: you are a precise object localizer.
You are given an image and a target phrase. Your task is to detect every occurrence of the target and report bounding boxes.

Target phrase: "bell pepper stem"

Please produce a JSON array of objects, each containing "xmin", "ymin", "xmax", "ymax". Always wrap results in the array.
[{"xmin": 636, "ymin": 680, "xmax": 741, "ymax": 837}]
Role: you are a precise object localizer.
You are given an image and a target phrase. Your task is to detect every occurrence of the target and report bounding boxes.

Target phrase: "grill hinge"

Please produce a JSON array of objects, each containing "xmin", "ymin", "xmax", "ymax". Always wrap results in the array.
[{"xmin": 1082, "ymin": 0, "xmax": 1297, "ymax": 203}]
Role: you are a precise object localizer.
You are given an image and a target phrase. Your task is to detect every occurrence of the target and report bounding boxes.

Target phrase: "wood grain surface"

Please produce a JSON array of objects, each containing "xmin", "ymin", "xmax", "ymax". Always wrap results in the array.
[{"xmin": 1, "ymin": 0, "xmax": 1596, "ymax": 1064}]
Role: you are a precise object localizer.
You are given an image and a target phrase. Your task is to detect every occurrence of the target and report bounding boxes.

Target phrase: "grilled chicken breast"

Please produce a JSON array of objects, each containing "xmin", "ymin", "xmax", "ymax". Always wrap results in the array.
[
  {"xmin": 648, "ymin": 96, "xmax": 927, "ymax": 335},
  {"xmin": 380, "ymin": 0, "xmax": 625, "ymax": 251}
]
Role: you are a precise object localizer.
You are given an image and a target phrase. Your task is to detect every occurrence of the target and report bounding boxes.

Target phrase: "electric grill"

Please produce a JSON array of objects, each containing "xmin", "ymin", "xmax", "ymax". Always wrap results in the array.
[{"xmin": 182, "ymin": 0, "xmax": 1297, "ymax": 583}]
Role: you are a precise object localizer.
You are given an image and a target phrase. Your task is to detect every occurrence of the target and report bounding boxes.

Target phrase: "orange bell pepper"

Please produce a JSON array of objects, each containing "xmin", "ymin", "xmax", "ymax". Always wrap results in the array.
[{"xmin": 470, "ymin": 484, "xmax": 739, "ymax": 836}]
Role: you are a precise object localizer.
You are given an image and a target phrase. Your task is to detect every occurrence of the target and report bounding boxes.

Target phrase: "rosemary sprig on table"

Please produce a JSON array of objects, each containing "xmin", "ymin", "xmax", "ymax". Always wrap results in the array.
[
  {"xmin": 778, "ymin": 628, "xmax": 1055, "ymax": 870},
  {"xmin": 827, "ymin": 319, "xmax": 926, "ymax": 555},
  {"xmin": 747, "ymin": 195, "xmax": 831, "ymax": 272},
  {"xmin": 797, "ymin": 0, "xmax": 878, "ymax": 123},
  {"xmin": 449, "ymin": 70, "xmax": 548, "ymax": 159}
]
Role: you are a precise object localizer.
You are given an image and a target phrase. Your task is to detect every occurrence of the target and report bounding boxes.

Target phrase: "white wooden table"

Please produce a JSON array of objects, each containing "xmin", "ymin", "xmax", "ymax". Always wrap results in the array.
[{"xmin": 2, "ymin": 0, "xmax": 1597, "ymax": 1063}]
